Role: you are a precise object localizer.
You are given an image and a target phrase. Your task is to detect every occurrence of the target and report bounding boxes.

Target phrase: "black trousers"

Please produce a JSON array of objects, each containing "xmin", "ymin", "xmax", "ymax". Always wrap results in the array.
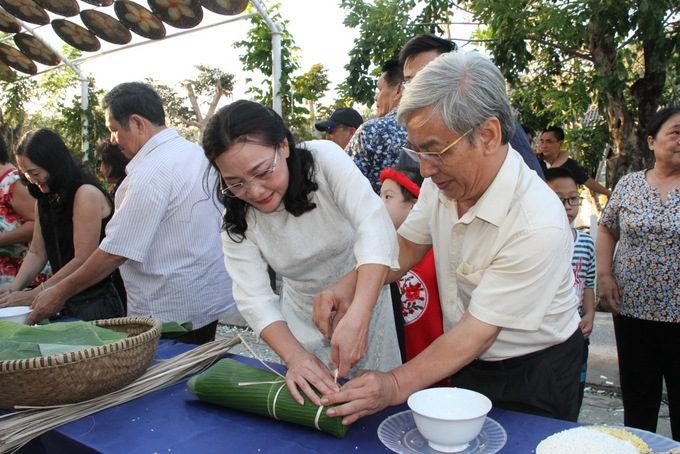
[
  {"xmin": 613, "ymin": 315, "xmax": 680, "ymax": 441},
  {"xmin": 450, "ymin": 329, "xmax": 583, "ymax": 422},
  {"xmin": 174, "ymin": 320, "xmax": 219, "ymax": 346}
]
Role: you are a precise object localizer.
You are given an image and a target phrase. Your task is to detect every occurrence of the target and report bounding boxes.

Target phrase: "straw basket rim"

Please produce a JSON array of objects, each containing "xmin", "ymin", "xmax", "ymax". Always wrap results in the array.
[{"xmin": 0, "ymin": 316, "xmax": 162, "ymax": 372}]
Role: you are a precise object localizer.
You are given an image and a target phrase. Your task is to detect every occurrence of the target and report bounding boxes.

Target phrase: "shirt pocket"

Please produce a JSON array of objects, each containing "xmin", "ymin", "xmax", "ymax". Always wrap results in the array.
[{"xmin": 455, "ymin": 262, "xmax": 485, "ymax": 302}]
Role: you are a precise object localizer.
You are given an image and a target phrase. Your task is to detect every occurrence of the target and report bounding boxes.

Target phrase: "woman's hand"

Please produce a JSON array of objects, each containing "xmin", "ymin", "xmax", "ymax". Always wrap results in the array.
[
  {"xmin": 598, "ymin": 274, "xmax": 621, "ymax": 315},
  {"xmin": 0, "ymin": 288, "xmax": 37, "ymax": 308},
  {"xmin": 312, "ymin": 270, "xmax": 357, "ymax": 339},
  {"xmin": 328, "ymin": 307, "xmax": 370, "ymax": 379},
  {"xmin": 283, "ymin": 350, "xmax": 339, "ymax": 406}
]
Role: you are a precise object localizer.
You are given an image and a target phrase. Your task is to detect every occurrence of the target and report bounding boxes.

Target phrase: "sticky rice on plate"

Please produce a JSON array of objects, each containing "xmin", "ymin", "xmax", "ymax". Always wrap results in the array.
[{"xmin": 536, "ymin": 426, "xmax": 650, "ymax": 454}]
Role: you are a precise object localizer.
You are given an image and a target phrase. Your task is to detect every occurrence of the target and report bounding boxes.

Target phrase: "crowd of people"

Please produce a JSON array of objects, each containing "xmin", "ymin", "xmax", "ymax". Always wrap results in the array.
[{"xmin": 0, "ymin": 33, "xmax": 676, "ymax": 441}]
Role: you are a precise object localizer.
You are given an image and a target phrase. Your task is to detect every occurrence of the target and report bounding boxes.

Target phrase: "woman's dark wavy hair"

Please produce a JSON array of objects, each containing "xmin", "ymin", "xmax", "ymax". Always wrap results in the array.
[
  {"xmin": 0, "ymin": 133, "xmax": 10, "ymax": 164},
  {"xmin": 16, "ymin": 128, "xmax": 101, "ymax": 215},
  {"xmin": 97, "ymin": 140, "xmax": 129, "ymax": 182},
  {"xmin": 202, "ymin": 100, "xmax": 318, "ymax": 242}
]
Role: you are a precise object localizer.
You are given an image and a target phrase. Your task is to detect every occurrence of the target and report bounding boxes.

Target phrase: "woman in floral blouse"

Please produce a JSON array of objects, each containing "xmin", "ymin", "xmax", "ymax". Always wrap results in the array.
[
  {"xmin": 597, "ymin": 106, "xmax": 680, "ymax": 441},
  {"xmin": 0, "ymin": 134, "xmax": 47, "ymax": 288}
]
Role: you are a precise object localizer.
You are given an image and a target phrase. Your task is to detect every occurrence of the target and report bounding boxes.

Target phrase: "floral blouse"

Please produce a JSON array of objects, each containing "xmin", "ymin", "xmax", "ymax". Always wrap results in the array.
[
  {"xmin": 599, "ymin": 170, "xmax": 680, "ymax": 323},
  {"xmin": 346, "ymin": 108, "xmax": 409, "ymax": 194}
]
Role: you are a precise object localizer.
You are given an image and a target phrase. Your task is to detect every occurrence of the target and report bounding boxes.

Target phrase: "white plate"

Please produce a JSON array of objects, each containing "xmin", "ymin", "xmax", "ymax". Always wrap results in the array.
[
  {"xmin": 378, "ymin": 410, "xmax": 507, "ymax": 454},
  {"xmin": 606, "ymin": 426, "xmax": 680, "ymax": 452}
]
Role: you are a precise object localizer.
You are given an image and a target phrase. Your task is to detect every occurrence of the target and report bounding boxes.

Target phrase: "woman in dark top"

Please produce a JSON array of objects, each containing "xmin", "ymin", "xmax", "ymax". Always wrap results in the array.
[{"xmin": 0, "ymin": 129, "xmax": 124, "ymax": 321}]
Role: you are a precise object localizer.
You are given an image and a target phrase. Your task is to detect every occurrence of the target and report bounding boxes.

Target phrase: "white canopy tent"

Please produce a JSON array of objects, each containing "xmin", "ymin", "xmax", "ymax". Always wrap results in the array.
[{"xmin": 0, "ymin": 0, "xmax": 283, "ymax": 153}]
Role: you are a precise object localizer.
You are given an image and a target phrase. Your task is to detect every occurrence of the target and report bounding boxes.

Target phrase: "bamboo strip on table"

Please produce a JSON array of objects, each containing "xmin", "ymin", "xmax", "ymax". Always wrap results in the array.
[{"xmin": 0, "ymin": 337, "xmax": 241, "ymax": 454}]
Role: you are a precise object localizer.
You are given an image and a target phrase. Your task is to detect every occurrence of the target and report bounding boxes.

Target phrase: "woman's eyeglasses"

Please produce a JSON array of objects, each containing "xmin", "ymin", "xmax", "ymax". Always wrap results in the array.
[
  {"xmin": 220, "ymin": 146, "xmax": 279, "ymax": 198},
  {"xmin": 401, "ymin": 128, "xmax": 474, "ymax": 165}
]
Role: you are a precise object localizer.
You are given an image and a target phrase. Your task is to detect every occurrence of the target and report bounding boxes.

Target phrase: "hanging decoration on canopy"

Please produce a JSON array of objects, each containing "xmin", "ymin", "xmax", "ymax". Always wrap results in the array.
[
  {"xmin": 0, "ymin": 0, "xmax": 251, "ymax": 81},
  {"xmin": 14, "ymin": 32, "xmax": 61, "ymax": 65},
  {"xmin": 148, "ymin": 0, "xmax": 202, "ymax": 29},
  {"xmin": 80, "ymin": 9, "xmax": 131, "ymax": 45},
  {"xmin": 0, "ymin": 60, "xmax": 15, "ymax": 79},
  {"xmin": 114, "ymin": 0, "xmax": 165, "ymax": 39},
  {"xmin": 199, "ymin": 0, "xmax": 246, "ymax": 16},
  {"xmin": 52, "ymin": 18, "xmax": 101, "ymax": 51},
  {"xmin": 0, "ymin": 42, "xmax": 38, "ymax": 74},
  {"xmin": 0, "ymin": 9, "xmax": 21, "ymax": 33},
  {"xmin": 34, "ymin": 0, "xmax": 80, "ymax": 17},
  {"xmin": 0, "ymin": 0, "xmax": 49, "ymax": 25}
]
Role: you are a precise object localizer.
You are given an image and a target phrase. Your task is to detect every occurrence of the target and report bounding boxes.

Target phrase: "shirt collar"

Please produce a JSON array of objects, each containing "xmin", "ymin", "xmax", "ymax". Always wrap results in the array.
[
  {"xmin": 450, "ymin": 145, "xmax": 520, "ymax": 227},
  {"xmin": 126, "ymin": 127, "xmax": 177, "ymax": 173}
]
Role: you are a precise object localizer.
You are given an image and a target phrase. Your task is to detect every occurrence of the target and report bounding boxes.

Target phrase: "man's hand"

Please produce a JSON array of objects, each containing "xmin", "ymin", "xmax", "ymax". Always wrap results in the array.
[
  {"xmin": 321, "ymin": 370, "xmax": 401, "ymax": 425},
  {"xmin": 27, "ymin": 286, "xmax": 67, "ymax": 324}
]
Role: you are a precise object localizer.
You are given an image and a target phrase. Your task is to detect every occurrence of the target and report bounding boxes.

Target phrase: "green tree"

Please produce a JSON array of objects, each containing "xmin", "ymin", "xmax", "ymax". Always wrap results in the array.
[
  {"xmin": 233, "ymin": 3, "xmax": 311, "ymax": 137},
  {"xmin": 54, "ymin": 79, "xmax": 109, "ymax": 166},
  {"xmin": 339, "ymin": 0, "xmax": 454, "ymax": 106},
  {"xmin": 292, "ymin": 64, "xmax": 330, "ymax": 133},
  {"xmin": 467, "ymin": 0, "xmax": 680, "ymax": 184},
  {"xmin": 146, "ymin": 65, "xmax": 235, "ymax": 142}
]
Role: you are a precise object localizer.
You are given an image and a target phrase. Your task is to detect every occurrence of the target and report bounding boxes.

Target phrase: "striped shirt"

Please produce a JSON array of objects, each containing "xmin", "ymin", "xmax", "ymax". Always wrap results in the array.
[
  {"xmin": 99, "ymin": 128, "xmax": 235, "ymax": 329},
  {"xmin": 572, "ymin": 229, "xmax": 596, "ymax": 312}
]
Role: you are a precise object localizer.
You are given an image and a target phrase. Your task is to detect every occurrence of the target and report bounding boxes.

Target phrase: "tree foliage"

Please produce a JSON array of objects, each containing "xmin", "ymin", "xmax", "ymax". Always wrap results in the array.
[
  {"xmin": 467, "ymin": 0, "xmax": 680, "ymax": 184},
  {"xmin": 339, "ymin": 0, "xmax": 455, "ymax": 106},
  {"xmin": 292, "ymin": 63, "xmax": 330, "ymax": 132},
  {"xmin": 145, "ymin": 65, "xmax": 235, "ymax": 142}
]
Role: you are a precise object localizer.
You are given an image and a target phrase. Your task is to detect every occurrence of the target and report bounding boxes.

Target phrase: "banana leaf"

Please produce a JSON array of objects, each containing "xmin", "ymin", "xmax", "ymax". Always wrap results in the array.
[
  {"xmin": 186, "ymin": 358, "xmax": 352, "ymax": 438},
  {"xmin": 160, "ymin": 321, "xmax": 193, "ymax": 339},
  {"xmin": 0, "ymin": 321, "xmax": 130, "ymax": 360}
]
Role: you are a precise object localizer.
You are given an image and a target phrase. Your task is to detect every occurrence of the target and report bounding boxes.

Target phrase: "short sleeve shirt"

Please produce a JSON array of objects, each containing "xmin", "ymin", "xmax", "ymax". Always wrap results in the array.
[
  {"xmin": 399, "ymin": 146, "xmax": 581, "ymax": 360},
  {"xmin": 599, "ymin": 170, "xmax": 680, "ymax": 322}
]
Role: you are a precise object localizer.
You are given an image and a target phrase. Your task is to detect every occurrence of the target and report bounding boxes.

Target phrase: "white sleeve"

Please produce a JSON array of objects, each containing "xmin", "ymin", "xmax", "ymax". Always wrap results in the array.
[
  {"xmin": 306, "ymin": 140, "xmax": 399, "ymax": 270},
  {"xmin": 221, "ymin": 228, "xmax": 283, "ymax": 336}
]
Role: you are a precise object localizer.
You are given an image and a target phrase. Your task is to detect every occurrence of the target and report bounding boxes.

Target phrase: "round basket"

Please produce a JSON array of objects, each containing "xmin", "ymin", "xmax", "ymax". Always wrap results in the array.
[{"xmin": 0, "ymin": 316, "xmax": 162, "ymax": 409}]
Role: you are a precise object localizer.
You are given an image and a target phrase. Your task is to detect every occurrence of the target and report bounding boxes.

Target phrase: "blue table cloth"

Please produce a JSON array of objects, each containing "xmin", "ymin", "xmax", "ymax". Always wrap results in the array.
[{"xmin": 15, "ymin": 339, "xmax": 582, "ymax": 453}]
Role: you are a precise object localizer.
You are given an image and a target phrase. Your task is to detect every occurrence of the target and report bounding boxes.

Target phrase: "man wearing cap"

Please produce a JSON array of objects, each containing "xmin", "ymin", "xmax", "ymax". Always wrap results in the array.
[
  {"xmin": 315, "ymin": 107, "xmax": 363, "ymax": 150},
  {"xmin": 346, "ymin": 60, "xmax": 409, "ymax": 194}
]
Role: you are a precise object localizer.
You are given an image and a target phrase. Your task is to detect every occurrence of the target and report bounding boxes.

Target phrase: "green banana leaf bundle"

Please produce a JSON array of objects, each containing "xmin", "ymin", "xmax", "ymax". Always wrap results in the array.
[
  {"xmin": 186, "ymin": 358, "xmax": 352, "ymax": 438},
  {"xmin": 0, "ymin": 320, "xmax": 130, "ymax": 360}
]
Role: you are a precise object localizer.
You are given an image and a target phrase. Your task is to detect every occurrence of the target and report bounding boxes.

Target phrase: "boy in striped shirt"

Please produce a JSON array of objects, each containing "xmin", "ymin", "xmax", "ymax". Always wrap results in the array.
[{"xmin": 545, "ymin": 167, "xmax": 596, "ymax": 412}]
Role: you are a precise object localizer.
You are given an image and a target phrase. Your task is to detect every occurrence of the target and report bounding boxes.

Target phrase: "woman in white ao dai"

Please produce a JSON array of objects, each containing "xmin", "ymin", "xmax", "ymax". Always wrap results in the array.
[{"xmin": 202, "ymin": 100, "xmax": 401, "ymax": 406}]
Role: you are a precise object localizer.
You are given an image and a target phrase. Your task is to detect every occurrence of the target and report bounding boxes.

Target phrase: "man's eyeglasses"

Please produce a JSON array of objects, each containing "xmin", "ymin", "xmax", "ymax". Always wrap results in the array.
[
  {"xmin": 401, "ymin": 128, "xmax": 474, "ymax": 165},
  {"xmin": 221, "ymin": 146, "xmax": 279, "ymax": 198},
  {"xmin": 559, "ymin": 196, "xmax": 582, "ymax": 207}
]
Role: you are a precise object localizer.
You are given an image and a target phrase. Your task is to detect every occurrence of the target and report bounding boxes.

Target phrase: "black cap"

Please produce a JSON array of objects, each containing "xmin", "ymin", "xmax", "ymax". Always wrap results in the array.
[{"xmin": 315, "ymin": 107, "xmax": 364, "ymax": 131}]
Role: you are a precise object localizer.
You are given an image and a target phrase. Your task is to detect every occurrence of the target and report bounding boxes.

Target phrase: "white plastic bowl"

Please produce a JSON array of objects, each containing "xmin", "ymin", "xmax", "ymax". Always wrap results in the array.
[
  {"xmin": 407, "ymin": 387, "xmax": 492, "ymax": 452},
  {"xmin": 0, "ymin": 306, "xmax": 32, "ymax": 324}
]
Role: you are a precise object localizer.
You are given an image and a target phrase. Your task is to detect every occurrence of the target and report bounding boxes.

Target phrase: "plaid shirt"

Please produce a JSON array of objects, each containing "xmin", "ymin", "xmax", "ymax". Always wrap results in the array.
[{"xmin": 346, "ymin": 108, "xmax": 408, "ymax": 194}]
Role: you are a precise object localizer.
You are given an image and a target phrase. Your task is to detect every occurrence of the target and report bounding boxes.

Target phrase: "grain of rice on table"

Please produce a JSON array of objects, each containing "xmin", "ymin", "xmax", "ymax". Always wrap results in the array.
[{"xmin": 536, "ymin": 426, "xmax": 642, "ymax": 454}]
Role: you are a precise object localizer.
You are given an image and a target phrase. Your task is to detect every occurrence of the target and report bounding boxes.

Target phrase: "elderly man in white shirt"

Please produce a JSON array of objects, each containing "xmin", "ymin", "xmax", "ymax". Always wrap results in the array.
[
  {"xmin": 315, "ymin": 50, "xmax": 582, "ymax": 424},
  {"xmin": 29, "ymin": 82, "xmax": 235, "ymax": 343}
]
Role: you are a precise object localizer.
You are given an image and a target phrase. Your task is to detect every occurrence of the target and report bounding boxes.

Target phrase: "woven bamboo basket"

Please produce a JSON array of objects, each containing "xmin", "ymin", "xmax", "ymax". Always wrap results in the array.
[{"xmin": 0, "ymin": 316, "xmax": 162, "ymax": 409}]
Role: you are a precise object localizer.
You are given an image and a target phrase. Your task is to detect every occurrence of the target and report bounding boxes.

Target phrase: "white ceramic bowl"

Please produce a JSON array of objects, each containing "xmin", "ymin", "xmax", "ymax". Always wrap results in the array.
[
  {"xmin": 0, "ymin": 306, "xmax": 32, "ymax": 324},
  {"xmin": 407, "ymin": 387, "xmax": 492, "ymax": 453}
]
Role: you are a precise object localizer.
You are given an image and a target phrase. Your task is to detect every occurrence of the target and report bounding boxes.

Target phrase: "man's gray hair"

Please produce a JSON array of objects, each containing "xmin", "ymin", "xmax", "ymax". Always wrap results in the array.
[{"xmin": 397, "ymin": 50, "xmax": 515, "ymax": 146}]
